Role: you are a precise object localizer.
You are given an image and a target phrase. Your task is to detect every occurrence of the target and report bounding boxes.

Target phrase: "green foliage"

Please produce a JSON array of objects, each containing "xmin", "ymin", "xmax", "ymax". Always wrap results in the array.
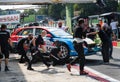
[
  {"xmin": 48, "ymin": 4, "xmax": 65, "ymax": 20},
  {"xmin": 37, "ymin": 6, "xmax": 48, "ymax": 15},
  {"xmin": 23, "ymin": 15, "xmax": 35, "ymax": 23},
  {"xmin": 117, "ymin": 3, "xmax": 120, "ymax": 12},
  {"xmin": 74, "ymin": 4, "xmax": 80, "ymax": 11},
  {"xmin": 24, "ymin": 9, "xmax": 36, "ymax": 15},
  {"xmin": 73, "ymin": 0, "xmax": 118, "ymax": 17}
]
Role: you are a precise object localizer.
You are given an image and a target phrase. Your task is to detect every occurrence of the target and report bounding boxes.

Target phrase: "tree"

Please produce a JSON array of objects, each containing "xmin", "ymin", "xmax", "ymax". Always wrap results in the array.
[
  {"xmin": 74, "ymin": 4, "xmax": 80, "ymax": 11},
  {"xmin": 36, "ymin": 5, "xmax": 48, "ymax": 15},
  {"xmin": 117, "ymin": 2, "xmax": 120, "ymax": 12},
  {"xmin": 48, "ymin": 4, "xmax": 65, "ymax": 20},
  {"xmin": 73, "ymin": 0, "xmax": 118, "ymax": 17},
  {"xmin": 105, "ymin": 0, "xmax": 118, "ymax": 12},
  {"xmin": 23, "ymin": 9, "xmax": 36, "ymax": 15}
]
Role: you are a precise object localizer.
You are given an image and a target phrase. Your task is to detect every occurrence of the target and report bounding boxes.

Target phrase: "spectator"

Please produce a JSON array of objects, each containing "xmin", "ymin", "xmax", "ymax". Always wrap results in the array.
[
  {"xmin": 102, "ymin": 20, "xmax": 109, "ymax": 28},
  {"xmin": 0, "ymin": 24, "xmax": 12, "ymax": 71},
  {"xmin": 58, "ymin": 21, "xmax": 68, "ymax": 32},
  {"xmin": 110, "ymin": 19, "xmax": 118, "ymax": 40}
]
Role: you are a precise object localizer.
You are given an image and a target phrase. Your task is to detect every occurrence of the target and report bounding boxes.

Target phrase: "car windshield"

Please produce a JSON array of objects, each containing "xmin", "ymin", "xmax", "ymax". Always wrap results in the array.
[{"xmin": 48, "ymin": 28, "xmax": 72, "ymax": 38}]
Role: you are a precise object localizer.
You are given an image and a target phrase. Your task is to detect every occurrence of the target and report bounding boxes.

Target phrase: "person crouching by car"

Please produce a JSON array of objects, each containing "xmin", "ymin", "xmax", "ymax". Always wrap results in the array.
[
  {"xmin": 49, "ymin": 41, "xmax": 68, "ymax": 66},
  {"xmin": 17, "ymin": 33, "xmax": 35, "ymax": 70},
  {"xmin": 33, "ymin": 30, "xmax": 51, "ymax": 69}
]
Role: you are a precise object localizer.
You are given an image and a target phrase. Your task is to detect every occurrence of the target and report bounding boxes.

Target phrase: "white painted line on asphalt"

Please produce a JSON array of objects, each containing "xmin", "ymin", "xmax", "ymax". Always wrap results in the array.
[
  {"xmin": 114, "ymin": 46, "xmax": 120, "ymax": 49},
  {"xmin": 85, "ymin": 66, "xmax": 120, "ymax": 82}
]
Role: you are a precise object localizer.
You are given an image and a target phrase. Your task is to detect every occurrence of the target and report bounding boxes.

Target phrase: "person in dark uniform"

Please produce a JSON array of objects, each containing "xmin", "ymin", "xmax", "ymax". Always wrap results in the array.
[
  {"xmin": 17, "ymin": 34, "xmax": 33, "ymax": 63},
  {"xmin": 17, "ymin": 33, "xmax": 34, "ymax": 70},
  {"xmin": 66, "ymin": 19, "xmax": 88, "ymax": 75},
  {"xmin": 87, "ymin": 24, "xmax": 110, "ymax": 63},
  {"xmin": 83, "ymin": 26, "xmax": 96, "ymax": 40},
  {"xmin": 34, "ymin": 30, "xmax": 51, "ymax": 69},
  {"xmin": 0, "ymin": 24, "xmax": 12, "ymax": 71},
  {"xmin": 103, "ymin": 25, "xmax": 114, "ymax": 59}
]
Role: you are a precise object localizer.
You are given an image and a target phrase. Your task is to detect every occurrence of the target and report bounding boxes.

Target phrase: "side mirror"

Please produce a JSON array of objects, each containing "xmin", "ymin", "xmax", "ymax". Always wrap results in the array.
[{"xmin": 46, "ymin": 34, "xmax": 52, "ymax": 37}]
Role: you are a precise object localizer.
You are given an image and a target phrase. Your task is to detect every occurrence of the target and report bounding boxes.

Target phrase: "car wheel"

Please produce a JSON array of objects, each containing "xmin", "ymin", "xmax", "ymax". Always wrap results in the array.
[{"xmin": 58, "ymin": 43, "xmax": 70, "ymax": 61}]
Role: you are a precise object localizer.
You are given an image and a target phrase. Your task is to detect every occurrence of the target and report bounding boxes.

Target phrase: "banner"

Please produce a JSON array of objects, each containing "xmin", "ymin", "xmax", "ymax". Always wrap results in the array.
[{"xmin": 0, "ymin": 14, "xmax": 20, "ymax": 24}]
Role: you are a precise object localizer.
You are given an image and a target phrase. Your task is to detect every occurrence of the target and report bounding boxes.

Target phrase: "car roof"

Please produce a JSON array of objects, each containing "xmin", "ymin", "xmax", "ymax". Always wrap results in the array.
[
  {"xmin": 22, "ymin": 26, "xmax": 55, "ymax": 29},
  {"xmin": 14, "ymin": 26, "xmax": 60, "ymax": 33}
]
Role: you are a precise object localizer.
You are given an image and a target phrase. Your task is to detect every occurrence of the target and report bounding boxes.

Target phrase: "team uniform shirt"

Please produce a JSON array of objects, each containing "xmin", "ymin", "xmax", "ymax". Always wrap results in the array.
[
  {"xmin": 17, "ymin": 38, "xmax": 28, "ymax": 50},
  {"xmin": 73, "ymin": 26, "xmax": 85, "ymax": 43},
  {"xmin": 105, "ymin": 28, "xmax": 113, "ymax": 39},
  {"xmin": 0, "ymin": 30, "xmax": 10, "ymax": 47},
  {"xmin": 98, "ymin": 30, "xmax": 109, "ymax": 44},
  {"xmin": 17, "ymin": 38, "xmax": 33, "ymax": 51},
  {"xmin": 83, "ymin": 28, "xmax": 96, "ymax": 40},
  {"xmin": 35, "ymin": 35, "xmax": 45, "ymax": 48}
]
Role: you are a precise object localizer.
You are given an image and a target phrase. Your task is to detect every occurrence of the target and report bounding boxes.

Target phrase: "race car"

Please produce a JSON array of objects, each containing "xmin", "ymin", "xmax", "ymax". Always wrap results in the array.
[{"xmin": 10, "ymin": 26, "xmax": 101, "ymax": 60}]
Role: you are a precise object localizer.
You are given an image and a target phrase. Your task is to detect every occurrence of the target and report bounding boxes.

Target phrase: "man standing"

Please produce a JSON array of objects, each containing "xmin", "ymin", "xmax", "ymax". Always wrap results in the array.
[
  {"xmin": 66, "ymin": 19, "xmax": 88, "ymax": 75},
  {"xmin": 0, "ymin": 24, "xmax": 12, "ymax": 71},
  {"xmin": 103, "ymin": 25, "xmax": 114, "ymax": 59},
  {"xmin": 87, "ymin": 24, "xmax": 110, "ymax": 63},
  {"xmin": 58, "ymin": 21, "xmax": 68, "ymax": 32},
  {"xmin": 110, "ymin": 19, "xmax": 118, "ymax": 40}
]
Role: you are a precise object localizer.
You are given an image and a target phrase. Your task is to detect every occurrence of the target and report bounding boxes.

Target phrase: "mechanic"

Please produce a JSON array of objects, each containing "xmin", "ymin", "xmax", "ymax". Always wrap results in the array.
[
  {"xmin": 87, "ymin": 24, "xmax": 110, "ymax": 64},
  {"xmin": 49, "ymin": 41, "xmax": 67, "ymax": 66},
  {"xmin": 34, "ymin": 30, "xmax": 51, "ymax": 69},
  {"xmin": 103, "ymin": 24, "xmax": 114, "ymax": 59},
  {"xmin": 83, "ymin": 26, "xmax": 96, "ymax": 40},
  {"xmin": 66, "ymin": 19, "xmax": 88, "ymax": 75},
  {"xmin": 0, "ymin": 24, "xmax": 12, "ymax": 71},
  {"xmin": 17, "ymin": 33, "xmax": 35, "ymax": 70}
]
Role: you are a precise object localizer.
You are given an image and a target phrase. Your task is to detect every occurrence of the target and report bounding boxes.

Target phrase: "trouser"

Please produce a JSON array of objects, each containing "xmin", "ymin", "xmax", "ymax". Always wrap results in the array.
[
  {"xmin": 26, "ymin": 51, "xmax": 33, "ymax": 69},
  {"xmin": 112, "ymin": 29, "xmax": 118, "ymax": 40},
  {"xmin": 70, "ymin": 42, "xmax": 85, "ymax": 71},
  {"xmin": 101, "ymin": 43, "xmax": 109, "ymax": 62},
  {"xmin": 27, "ymin": 58, "xmax": 33, "ymax": 68},
  {"xmin": 19, "ymin": 50, "xmax": 28, "ymax": 62},
  {"xmin": 35, "ymin": 50, "xmax": 50, "ymax": 67},
  {"xmin": 108, "ymin": 39, "xmax": 113, "ymax": 57},
  {"xmin": 1, "ymin": 45, "xmax": 9, "ymax": 58},
  {"xmin": 50, "ymin": 48, "xmax": 66, "ymax": 65}
]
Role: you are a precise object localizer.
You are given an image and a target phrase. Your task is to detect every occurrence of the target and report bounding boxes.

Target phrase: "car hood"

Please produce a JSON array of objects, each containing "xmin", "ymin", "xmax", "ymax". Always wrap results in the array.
[{"xmin": 58, "ymin": 35, "xmax": 73, "ymax": 39}]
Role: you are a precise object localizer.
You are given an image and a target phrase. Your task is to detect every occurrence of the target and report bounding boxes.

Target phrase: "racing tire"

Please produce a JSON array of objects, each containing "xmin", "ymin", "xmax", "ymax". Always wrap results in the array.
[{"xmin": 58, "ymin": 43, "xmax": 70, "ymax": 62}]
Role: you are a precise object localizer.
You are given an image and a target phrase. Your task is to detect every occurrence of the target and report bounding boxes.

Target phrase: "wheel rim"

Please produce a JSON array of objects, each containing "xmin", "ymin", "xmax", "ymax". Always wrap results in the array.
[{"xmin": 59, "ymin": 45, "xmax": 68, "ymax": 59}]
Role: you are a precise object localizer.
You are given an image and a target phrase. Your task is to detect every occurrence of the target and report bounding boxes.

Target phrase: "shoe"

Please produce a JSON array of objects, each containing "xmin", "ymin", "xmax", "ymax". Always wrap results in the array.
[
  {"xmin": 109, "ymin": 56, "xmax": 113, "ymax": 59},
  {"xmin": 5, "ymin": 66, "xmax": 9, "ymax": 71},
  {"xmin": 80, "ymin": 71, "xmax": 88, "ymax": 75},
  {"xmin": 66, "ymin": 64, "xmax": 71, "ymax": 72},
  {"xmin": 47, "ymin": 64, "xmax": 51, "ymax": 69},
  {"xmin": 27, "ymin": 67, "xmax": 34, "ymax": 70},
  {"xmin": 19, "ymin": 60, "xmax": 25, "ymax": 63},
  {"xmin": 103, "ymin": 62, "xmax": 109, "ymax": 65},
  {"xmin": 0, "ymin": 67, "xmax": 1, "ymax": 71},
  {"xmin": 24, "ymin": 62, "xmax": 28, "ymax": 66}
]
